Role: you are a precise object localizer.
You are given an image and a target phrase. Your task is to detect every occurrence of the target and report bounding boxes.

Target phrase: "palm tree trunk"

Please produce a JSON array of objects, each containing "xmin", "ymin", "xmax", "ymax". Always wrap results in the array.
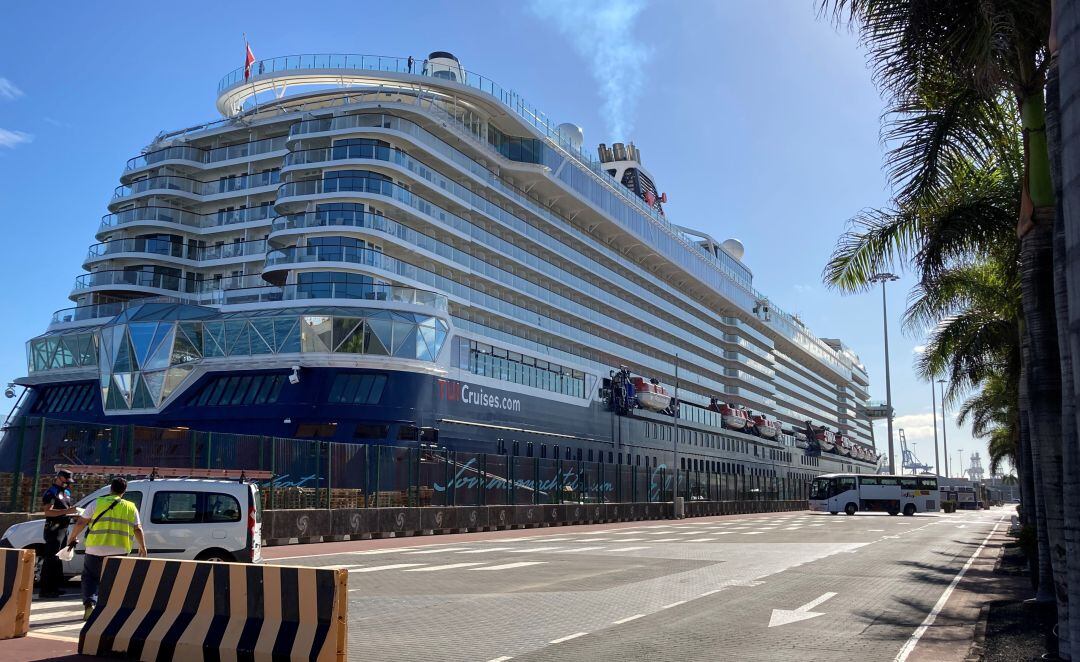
[
  {"xmin": 1053, "ymin": 0, "xmax": 1080, "ymax": 653},
  {"xmin": 1022, "ymin": 351, "xmax": 1056, "ymax": 602}
]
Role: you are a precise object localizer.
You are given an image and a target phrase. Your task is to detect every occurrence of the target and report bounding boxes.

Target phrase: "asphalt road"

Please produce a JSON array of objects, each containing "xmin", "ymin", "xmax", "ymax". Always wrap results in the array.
[{"xmin": 19, "ymin": 508, "xmax": 1006, "ymax": 661}]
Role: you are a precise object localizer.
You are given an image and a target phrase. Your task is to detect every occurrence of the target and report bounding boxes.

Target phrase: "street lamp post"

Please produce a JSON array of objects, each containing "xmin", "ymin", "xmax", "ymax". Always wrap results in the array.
[
  {"xmin": 958, "ymin": 449, "xmax": 964, "ymax": 479},
  {"xmin": 931, "ymin": 380, "xmax": 941, "ymax": 477},
  {"xmin": 937, "ymin": 379, "xmax": 950, "ymax": 478},
  {"xmin": 870, "ymin": 273, "xmax": 900, "ymax": 474},
  {"xmin": 672, "ymin": 353, "xmax": 680, "ymax": 504}
]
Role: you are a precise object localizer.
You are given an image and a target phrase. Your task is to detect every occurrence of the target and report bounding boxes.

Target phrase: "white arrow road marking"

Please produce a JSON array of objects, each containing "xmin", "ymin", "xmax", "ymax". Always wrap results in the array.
[{"xmin": 768, "ymin": 592, "xmax": 838, "ymax": 627}]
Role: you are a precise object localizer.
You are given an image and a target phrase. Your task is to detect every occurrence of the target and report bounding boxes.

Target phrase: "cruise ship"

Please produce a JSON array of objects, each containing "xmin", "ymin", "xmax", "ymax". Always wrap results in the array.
[{"xmin": 6, "ymin": 51, "xmax": 878, "ymax": 482}]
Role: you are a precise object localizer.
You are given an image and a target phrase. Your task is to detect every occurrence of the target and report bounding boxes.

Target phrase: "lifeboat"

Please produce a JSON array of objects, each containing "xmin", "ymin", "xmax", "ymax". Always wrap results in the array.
[
  {"xmin": 719, "ymin": 403, "xmax": 750, "ymax": 430},
  {"xmin": 814, "ymin": 427, "xmax": 836, "ymax": 452},
  {"xmin": 835, "ymin": 434, "xmax": 852, "ymax": 456},
  {"xmin": 792, "ymin": 429, "xmax": 810, "ymax": 449},
  {"xmin": 751, "ymin": 414, "xmax": 781, "ymax": 440},
  {"xmin": 630, "ymin": 377, "xmax": 671, "ymax": 412}
]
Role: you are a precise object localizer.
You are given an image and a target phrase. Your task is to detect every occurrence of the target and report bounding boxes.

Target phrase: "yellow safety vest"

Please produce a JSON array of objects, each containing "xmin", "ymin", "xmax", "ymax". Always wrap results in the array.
[{"xmin": 85, "ymin": 496, "xmax": 137, "ymax": 552}]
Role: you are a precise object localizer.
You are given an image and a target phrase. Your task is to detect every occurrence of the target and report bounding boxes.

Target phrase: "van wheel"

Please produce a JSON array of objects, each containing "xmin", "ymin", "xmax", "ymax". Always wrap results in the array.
[
  {"xmin": 903, "ymin": 504, "xmax": 916, "ymax": 517},
  {"xmin": 195, "ymin": 549, "xmax": 234, "ymax": 563},
  {"xmin": 844, "ymin": 503, "xmax": 857, "ymax": 516}
]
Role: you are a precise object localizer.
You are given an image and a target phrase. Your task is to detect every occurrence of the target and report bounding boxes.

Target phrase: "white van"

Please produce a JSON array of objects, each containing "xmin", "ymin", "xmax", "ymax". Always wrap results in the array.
[{"xmin": 0, "ymin": 478, "xmax": 262, "ymax": 581}]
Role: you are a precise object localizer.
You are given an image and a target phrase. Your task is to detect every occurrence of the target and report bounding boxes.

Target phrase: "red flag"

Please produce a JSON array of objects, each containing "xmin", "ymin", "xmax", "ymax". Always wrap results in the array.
[{"xmin": 244, "ymin": 43, "xmax": 256, "ymax": 80}]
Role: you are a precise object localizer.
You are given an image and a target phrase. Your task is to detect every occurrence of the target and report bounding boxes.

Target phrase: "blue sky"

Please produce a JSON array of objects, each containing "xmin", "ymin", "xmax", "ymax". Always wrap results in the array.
[{"xmin": 0, "ymin": 0, "xmax": 984, "ymax": 478}]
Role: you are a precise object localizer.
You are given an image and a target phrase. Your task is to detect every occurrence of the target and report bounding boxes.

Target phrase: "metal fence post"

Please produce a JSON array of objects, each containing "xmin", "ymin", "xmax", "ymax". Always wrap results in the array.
[
  {"xmin": 532, "ymin": 457, "xmax": 539, "ymax": 505},
  {"xmin": 442, "ymin": 449, "xmax": 449, "ymax": 507},
  {"xmin": 477, "ymin": 453, "xmax": 484, "ymax": 507},
  {"xmin": 9, "ymin": 417, "xmax": 26, "ymax": 511},
  {"xmin": 374, "ymin": 445, "xmax": 382, "ymax": 507},
  {"xmin": 269, "ymin": 437, "xmax": 277, "ymax": 510},
  {"xmin": 127, "ymin": 424, "xmax": 135, "ymax": 466},
  {"xmin": 557, "ymin": 458, "xmax": 563, "ymax": 504},
  {"xmin": 30, "ymin": 418, "xmax": 45, "ymax": 511},
  {"xmin": 206, "ymin": 432, "xmax": 214, "ymax": 470},
  {"xmin": 508, "ymin": 455, "xmax": 515, "ymax": 505},
  {"xmin": 325, "ymin": 442, "xmax": 332, "ymax": 510}
]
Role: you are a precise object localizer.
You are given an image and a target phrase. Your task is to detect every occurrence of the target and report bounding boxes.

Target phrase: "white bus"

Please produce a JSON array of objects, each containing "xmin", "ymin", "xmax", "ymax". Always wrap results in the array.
[{"xmin": 809, "ymin": 473, "xmax": 939, "ymax": 516}]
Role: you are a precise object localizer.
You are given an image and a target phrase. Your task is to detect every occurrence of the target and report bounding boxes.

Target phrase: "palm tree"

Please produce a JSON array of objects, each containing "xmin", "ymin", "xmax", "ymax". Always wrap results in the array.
[{"xmin": 820, "ymin": 1, "xmax": 1069, "ymax": 651}]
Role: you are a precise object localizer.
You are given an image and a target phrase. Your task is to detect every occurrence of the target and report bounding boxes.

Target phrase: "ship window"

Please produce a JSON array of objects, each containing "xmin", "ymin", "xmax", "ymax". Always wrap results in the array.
[
  {"xmin": 354, "ymin": 424, "xmax": 389, "ymax": 440},
  {"xmin": 576, "ymin": 448, "xmax": 582, "ymax": 461},
  {"xmin": 192, "ymin": 374, "xmax": 286, "ymax": 407},
  {"xmin": 526, "ymin": 442, "xmax": 534, "ymax": 457},
  {"xmin": 608, "ymin": 452, "xmax": 613, "ymax": 464},
  {"xmin": 397, "ymin": 425, "xmax": 419, "ymax": 441},
  {"xmin": 296, "ymin": 422, "xmax": 337, "ymax": 438},
  {"xmin": 540, "ymin": 444, "xmax": 547, "ymax": 459},
  {"xmin": 328, "ymin": 373, "xmax": 387, "ymax": 404},
  {"xmin": 513, "ymin": 441, "xmax": 520, "ymax": 456},
  {"xmin": 587, "ymin": 449, "xmax": 593, "ymax": 462}
]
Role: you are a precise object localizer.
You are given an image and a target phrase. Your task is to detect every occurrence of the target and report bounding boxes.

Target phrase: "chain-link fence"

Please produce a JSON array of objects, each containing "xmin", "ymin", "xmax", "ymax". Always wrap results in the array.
[{"xmin": 0, "ymin": 417, "xmax": 811, "ymax": 512}]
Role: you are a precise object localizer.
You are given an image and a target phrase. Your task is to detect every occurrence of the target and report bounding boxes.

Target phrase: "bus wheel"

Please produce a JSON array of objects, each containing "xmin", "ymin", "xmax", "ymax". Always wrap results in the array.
[
  {"xmin": 903, "ymin": 504, "xmax": 916, "ymax": 517},
  {"xmin": 844, "ymin": 503, "xmax": 857, "ymax": 516}
]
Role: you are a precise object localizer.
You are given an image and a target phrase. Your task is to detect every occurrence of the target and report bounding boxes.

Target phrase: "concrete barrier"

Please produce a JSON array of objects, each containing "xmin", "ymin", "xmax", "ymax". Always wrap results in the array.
[
  {"xmin": 0, "ymin": 548, "xmax": 33, "ymax": 640},
  {"xmin": 79, "ymin": 557, "xmax": 347, "ymax": 660}
]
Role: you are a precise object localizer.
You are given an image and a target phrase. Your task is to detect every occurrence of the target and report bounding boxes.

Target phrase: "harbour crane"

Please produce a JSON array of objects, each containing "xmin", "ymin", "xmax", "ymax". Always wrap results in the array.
[{"xmin": 899, "ymin": 429, "xmax": 932, "ymax": 474}]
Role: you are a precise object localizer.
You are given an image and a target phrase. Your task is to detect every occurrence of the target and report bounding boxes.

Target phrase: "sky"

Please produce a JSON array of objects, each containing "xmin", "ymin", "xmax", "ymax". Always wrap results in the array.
[{"xmin": 0, "ymin": 0, "xmax": 988, "ymax": 479}]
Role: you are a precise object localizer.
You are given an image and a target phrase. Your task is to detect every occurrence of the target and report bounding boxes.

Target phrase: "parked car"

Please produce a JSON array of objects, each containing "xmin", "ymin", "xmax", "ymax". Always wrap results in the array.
[{"xmin": 0, "ymin": 478, "xmax": 262, "ymax": 582}]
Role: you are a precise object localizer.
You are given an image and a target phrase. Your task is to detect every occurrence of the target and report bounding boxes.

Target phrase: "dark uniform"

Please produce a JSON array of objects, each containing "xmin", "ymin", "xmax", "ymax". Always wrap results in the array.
[{"xmin": 40, "ymin": 482, "xmax": 73, "ymax": 596}]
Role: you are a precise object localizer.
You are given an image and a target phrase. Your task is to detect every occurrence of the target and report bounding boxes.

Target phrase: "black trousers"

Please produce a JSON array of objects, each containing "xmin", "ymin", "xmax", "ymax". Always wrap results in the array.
[{"xmin": 40, "ymin": 520, "xmax": 66, "ymax": 594}]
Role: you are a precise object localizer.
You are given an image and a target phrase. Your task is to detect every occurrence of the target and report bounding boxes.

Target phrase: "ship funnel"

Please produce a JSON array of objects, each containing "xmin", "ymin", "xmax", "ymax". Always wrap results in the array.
[
  {"xmin": 557, "ymin": 123, "xmax": 584, "ymax": 151},
  {"xmin": 612, "ymin": 142, "xmax": 628, "ymax": 161},
  {"xmin": 598, "ymin": 143, "xmax": 613, "ymax": 163}
]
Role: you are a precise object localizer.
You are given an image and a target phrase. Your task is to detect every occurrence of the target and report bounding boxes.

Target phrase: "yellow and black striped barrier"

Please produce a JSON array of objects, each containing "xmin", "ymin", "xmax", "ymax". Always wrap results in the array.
[
  {"xmin": 79, "ymin": 557, "xmax": 348, "ymax": 660},
  {"xmin": 0, "ymin": 548, "xmax": 34, "ymax": 640}
]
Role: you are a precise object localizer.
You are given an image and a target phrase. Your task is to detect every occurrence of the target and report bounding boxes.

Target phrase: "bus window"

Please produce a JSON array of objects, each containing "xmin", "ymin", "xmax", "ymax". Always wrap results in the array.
[
  {"xmin": 879, "ymin": 477, "xmax": 899, "ymax": 486},
  {"xmin": 837, "ymin": 476, "xmax": 857, "ymax": 493},
  {"xmin": 918, "ymin": 477, "xmax": 938, "ymax": 489},
  {"xmin": 859, "ymin": 476, "xmax": 880, "ymax": 486},
  {"xmin": 900, "ymin": 477, "xmax": 919, "ymax": 490},
  {"xmin": 810, "ymin": 477, "xmax": 833, "ymax": 500}
]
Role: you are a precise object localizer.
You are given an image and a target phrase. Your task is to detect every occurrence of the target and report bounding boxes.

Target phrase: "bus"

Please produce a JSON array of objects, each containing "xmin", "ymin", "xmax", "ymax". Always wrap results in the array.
[{"xmin": 809, "ymin": 473, "xmax": 939, "ymax": 516}]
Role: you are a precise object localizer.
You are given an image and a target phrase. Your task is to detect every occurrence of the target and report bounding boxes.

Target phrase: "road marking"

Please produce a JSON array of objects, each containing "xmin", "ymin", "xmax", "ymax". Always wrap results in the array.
[
  {"xmin": 349, "ymin": 563, "xmax": 426, "ymax": 573},
  {"xmin": 613, "ymin": 614, "xmax": 646, "ymax": 624},
  {"xmin": 404, "ymin": 562, "xmax": 486, "ymax": 572},
  {"xmin": 660, "ymin": 600, "xmax": 687, "ymax": 609},
  {"xmin": 768, "ymin": 592, "xmax": 838, "ymax": 627},
  {"xmin": 740, "ymin": 531, "xmax": 764, "ymax": 535},
  {"xmin": 688, "ymin": 538, "xmax": 717, "ymax": 542},
  {"xmin": 610, "ymin": 538, "xmax": 645, "ymax": 542},
  {"xmin": 608, "ymin": 546, "xmax": 650, "ymax": 552},
  {"xmin": 349, "ymin": 547, "xmax": 419, "ymax": 556},
  {"xmin": 405, "ymin": 547, "xmax": 467, "ymax": 555},
  {"xmin": 487, "ymin": 657, "xmax": 513, "ymax": 662},
  {"xmin": 27, "ymin": 631, "xmax": 80, "ymax": 643},
  {"xmin": 556, "ymin": 546, "xmax": 606, "ymax": 553},
  {"xmin": 473, "ymin": 561, "xmax": 548, "ymax": 571},
  {"xmin": 613, "ymin": 531, "xmax": 645, "ymax": 535},
  {"xmin": 868, "ymin": 529, "xmax": 885, "ymax": 532},
  {"xmin": 700, "ymin": 589, "xmax": 722, "ymax": 597},
  {"xmin": 651, "ymin": 538, "xmax": 681, "ymax": 542},
  {"xmin": 549, "ymin": 632, "xmax": 589, "ymax": 644},
  {"xmin": 508, "ymin": 546, "xmax": 566, "ymax": 553},
  {"xmin": 456, "ymin": 547, "xmax": 513, "ymax": 554},
  {"xmin": 895, "ymin": 519, "xmax": 1004, "ymax": 661},
  {"xmin": 782, "ymin": 527, "xmax": 802, "ymax": 530}
]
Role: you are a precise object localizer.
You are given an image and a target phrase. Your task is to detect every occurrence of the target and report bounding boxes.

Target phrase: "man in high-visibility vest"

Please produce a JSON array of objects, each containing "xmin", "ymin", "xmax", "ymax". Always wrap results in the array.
[{"xmin": 64, "ymin": 477, "xmax": 147, "ymax": 619}]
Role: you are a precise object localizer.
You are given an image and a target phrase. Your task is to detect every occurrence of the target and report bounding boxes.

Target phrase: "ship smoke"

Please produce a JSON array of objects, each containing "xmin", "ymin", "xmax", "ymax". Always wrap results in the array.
[{"xmin": 528, "ymin": 0, "xmax": 651, "ymax": 141}]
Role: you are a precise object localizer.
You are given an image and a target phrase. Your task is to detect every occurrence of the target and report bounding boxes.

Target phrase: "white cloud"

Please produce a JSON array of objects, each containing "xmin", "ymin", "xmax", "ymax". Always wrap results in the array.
[
  {"xmin": 0, "ymin": 78, "xmax": 23, "ymax": 101},
  {"xmin": 529, "ymin": 0, "xmax": 651, "ymax": 140},
  {"xmin": 0, "ymin": 129, "xmax": 33, "ymax": 148}
]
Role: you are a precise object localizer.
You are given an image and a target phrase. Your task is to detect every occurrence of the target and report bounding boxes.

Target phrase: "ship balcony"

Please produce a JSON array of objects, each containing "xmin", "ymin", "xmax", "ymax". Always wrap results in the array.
[
  {"xmin": 98, "ymin": 205, "xmax": 275, "ymax": 238},
  {"xmin": 122, "ymin": 136, "xmax": 288, "ymax": 182},
  {"xmin": 261, "ymin": 244, "xmax": 404, "ymax": 283},
  {"xmin": 110, "ymin": 171, "xmax": 281, "ymax": 209},
  {"xmin": 84, "ymin": 238, "xmax": 267, "ymax": 269},
  {"xmin": 48, "ymin": 297, "xmax": 182, "ymax": 329},
  {"xmin": 71, "ymin": 270, "xmax": 267, "ymax": 301},
  {"xmin": 267, "ymin": 210, "xmax": 413, "ymax": 249},
  {"xmin": 217, "ymin": 282, "xmax": 448, "ymax": 313}
]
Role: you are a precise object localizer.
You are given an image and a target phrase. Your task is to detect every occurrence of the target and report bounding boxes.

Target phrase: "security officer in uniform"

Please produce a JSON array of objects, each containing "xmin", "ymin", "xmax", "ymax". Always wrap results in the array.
[{"xmin": 40, "ymin": 469, "xmax": 77, "ymax": 598}]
